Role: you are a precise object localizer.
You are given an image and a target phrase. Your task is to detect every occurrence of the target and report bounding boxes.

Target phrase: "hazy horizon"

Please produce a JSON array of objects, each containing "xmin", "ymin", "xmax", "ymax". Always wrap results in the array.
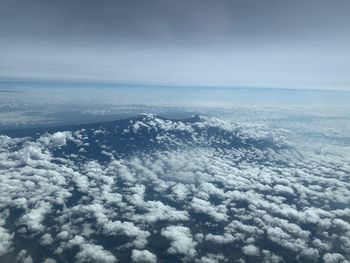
[{"xmin": 1, "ymin": 0, "xmax": 350, "ymax": 90}]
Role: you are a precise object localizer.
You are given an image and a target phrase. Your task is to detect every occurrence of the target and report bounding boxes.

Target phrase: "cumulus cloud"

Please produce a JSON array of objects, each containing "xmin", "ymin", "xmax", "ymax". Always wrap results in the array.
[
  {"xmin": 242, "ymin": 244, "xmax": 260, "ymax": 257},
  {"xmin": 17, "ymin": 249, "xmax": 33, "ymax": 263},
  {"xmin": 0, "ymin": 114, "xmax": 349, "ymax": 262},
  {"xmin": 190, "ymin": 197, "xmax": 228, "ymax": 221},
  {"xmin": 39, "ymin": 131, "xmax": 73, "ymax": 147},
  {"xmin": 75, "ymin": 243, "xmax": 117, "ymax": 263},
  {"xmin": 131, "ymin": 249, "xmax": 157, "ymax": 263},
  {"xmin": 323, "ymin": 253, "xmax": 349, "ymax": 263},
  {"xmin": 161, "ymin": 225, "xmax": 197, "ymax": 258},
  {"xmin": 0, "ymin": 226, "xmax": 13, "ymax": 256}
]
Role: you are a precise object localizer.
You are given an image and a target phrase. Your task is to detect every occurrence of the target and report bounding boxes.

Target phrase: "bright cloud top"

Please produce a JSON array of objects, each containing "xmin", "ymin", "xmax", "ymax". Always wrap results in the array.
[{"xmin": 0, "ymin": 115, "xmax": 349, "ymax": 262}]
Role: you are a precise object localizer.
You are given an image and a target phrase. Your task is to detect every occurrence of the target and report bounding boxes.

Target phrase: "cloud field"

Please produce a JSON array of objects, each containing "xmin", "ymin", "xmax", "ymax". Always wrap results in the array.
[{"xmin": 0, "ymin": 114, "xmax": 349, "ymax": 262}]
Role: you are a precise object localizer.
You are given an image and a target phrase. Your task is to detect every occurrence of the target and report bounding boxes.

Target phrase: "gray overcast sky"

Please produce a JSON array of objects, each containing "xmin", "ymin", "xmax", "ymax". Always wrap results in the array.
[{"xmin": 1, "ymin": 0, "xmax": 350, "ymax": 90}]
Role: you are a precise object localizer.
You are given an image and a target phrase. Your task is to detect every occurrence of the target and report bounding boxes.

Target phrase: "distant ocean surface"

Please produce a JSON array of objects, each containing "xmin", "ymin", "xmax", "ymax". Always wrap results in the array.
[{"xmin": 1, "ymin": 80, "xmax": 350, "ymax": 130}]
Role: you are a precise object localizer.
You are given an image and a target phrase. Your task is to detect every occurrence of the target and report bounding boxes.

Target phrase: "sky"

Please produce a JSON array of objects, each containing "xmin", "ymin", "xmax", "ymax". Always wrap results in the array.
[{"xmin": 0, "ymin": 0, "xmax": 350, "ymax": 90}]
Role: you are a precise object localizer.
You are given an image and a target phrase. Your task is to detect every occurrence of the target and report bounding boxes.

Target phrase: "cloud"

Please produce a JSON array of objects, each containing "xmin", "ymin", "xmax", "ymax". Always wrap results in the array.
[
  {"xmin": 161, "ymin": 225, "xmax": 197, "ymax": 258},
  {"xmin": 197, "ymin": 253, "xmax": 226, "ymax": 263},
  {"xmin": 17, "ymin": 249, "xmax": 33, "ymax": 263},
  {"xmin": 131, "ymin": 200, "xmax": 190, "ymax": 224},
  {"xmin": 0, "ymin": 114, "xmax": 349, "ymax": 262},
  {"xmin": 242, "ymin": 244, "xmax": 260, "ymax": 257},
  {"xmin": 39, "ymin": 131, "xmax": 73, "ymax": 147},
  {"xmin": 323, "ymin": 253, "xmax": 349, "ymax": 263},
  {"xmin": 190, "ymin": 197, "xmax": 228, "ymax": 221},
  {"xmin": 20, "ymin": 202, "xmax": 51, "ymax": 232},
  {"xmin": 0, "ymin": 226, "xmax": 13, "ymax": 256},
  {"xmin": 75, "ymin": 243, "xmax": 117, "ymax": 263},
  {"xmin": 40, "ymin": 233, "xmax": 54, "ymax": 246},
  {"xmin": 131, "ymin": 249, "xmax": 157, "ymax": 263}
]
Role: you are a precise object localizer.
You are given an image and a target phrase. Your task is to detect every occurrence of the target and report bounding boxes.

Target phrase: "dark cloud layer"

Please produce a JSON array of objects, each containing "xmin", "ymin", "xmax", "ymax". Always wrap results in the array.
[
  {"xmin": 1, "ymin": 0, "xmax": 350, "ymax": 89},
  {"xmin": 1, "ymin": 0, "xmax": 349, "ymax": 44}
]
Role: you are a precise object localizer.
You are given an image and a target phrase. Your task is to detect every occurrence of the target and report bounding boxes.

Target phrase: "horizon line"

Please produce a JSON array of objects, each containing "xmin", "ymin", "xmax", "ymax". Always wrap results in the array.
[{"xmin": 0, "ymin": 77, "xmax": 349, "ymax": 93}]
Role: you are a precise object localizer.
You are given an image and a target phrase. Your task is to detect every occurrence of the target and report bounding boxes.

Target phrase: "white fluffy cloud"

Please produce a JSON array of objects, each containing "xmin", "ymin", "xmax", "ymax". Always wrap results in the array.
[
  {"xmin": 75, "ymin": 243, "xmax": 117, "ymax": 263},
  {"xmin": 161, "ymin": 225, "xmax": 197, "ymax": 258},
  {"xmin": 0, "ymin": 114, "xmax": 349, "ymax": 262},
  {"xmin": 242, "ymin": 244, "xmax": 260, "ymax": 257},
  {"xmin": 0, "ymin": 225, "xmax": 13, "ymax": 256},
  {"xmin": 39, "ymin": 131, "xmax": 73, "ymax": 147},
  {"xmin": 131, "ymin": 249, "xmax": 157, "ymax": 263}
]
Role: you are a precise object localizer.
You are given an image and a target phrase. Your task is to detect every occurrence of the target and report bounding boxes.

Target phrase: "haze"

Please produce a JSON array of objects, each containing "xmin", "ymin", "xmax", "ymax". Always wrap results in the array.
[{"xmin": 1, "ymin": 0, "xmax": 350, "ymax": 90}]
